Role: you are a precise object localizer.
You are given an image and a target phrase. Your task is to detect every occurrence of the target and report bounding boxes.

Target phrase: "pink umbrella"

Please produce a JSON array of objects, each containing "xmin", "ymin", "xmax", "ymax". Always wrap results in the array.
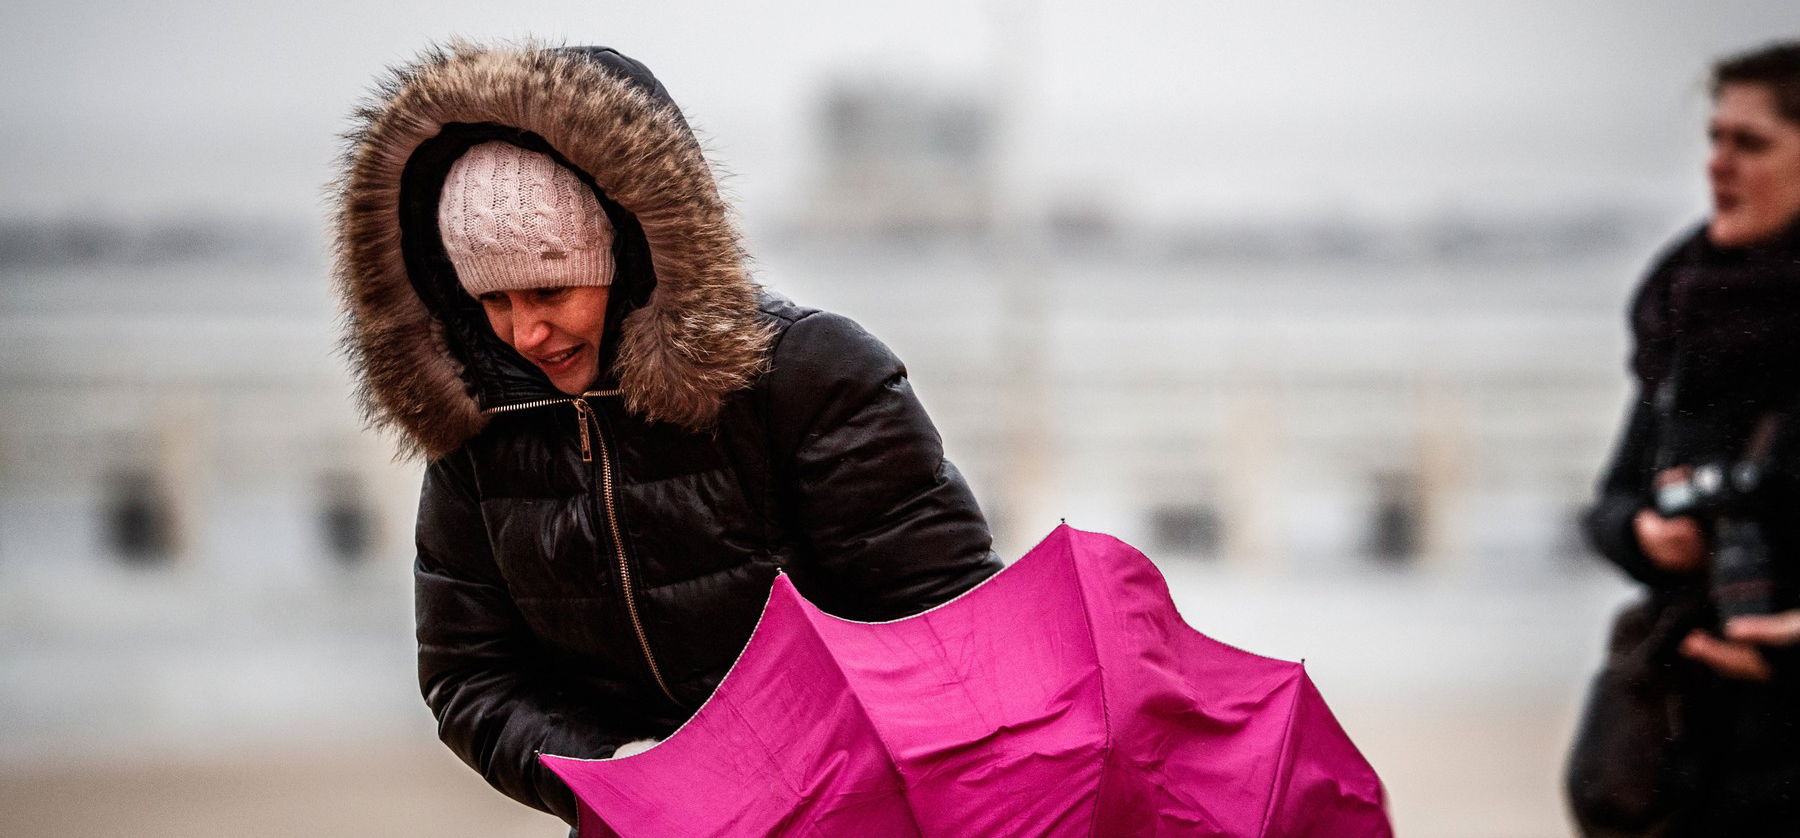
[{"xmin": 542, "ymin": 525, "xmax": 1391, "ymax": 837}]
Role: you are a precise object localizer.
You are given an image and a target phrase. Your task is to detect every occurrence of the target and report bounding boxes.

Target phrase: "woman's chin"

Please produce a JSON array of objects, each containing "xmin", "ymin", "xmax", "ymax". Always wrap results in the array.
[{"xmin": 552, "ymin": 375, "xmax": 596, "ymax": 396}]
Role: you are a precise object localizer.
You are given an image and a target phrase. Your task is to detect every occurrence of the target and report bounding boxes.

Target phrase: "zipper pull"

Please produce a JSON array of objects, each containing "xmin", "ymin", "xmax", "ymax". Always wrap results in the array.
[{"xmin": 573, "ymin": 399, "xmax": 594, "ymax": 463}]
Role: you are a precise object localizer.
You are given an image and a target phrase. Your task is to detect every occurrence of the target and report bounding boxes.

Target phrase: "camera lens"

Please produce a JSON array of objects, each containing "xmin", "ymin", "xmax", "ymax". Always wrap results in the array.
[{"xmin": 1694, "ymin": 463, "xmax": 1726, "ymax": 494}]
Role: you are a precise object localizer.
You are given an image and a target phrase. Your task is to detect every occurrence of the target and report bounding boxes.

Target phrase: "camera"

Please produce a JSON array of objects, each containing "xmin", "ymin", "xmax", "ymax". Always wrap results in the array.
[
  {"xmin": 1653, "ymin": 460, "xmax": 1764, "ymax": 519},
  {"xmin": 1654, "ymin": 460, "xmax": 1777, "ymax": 620}
]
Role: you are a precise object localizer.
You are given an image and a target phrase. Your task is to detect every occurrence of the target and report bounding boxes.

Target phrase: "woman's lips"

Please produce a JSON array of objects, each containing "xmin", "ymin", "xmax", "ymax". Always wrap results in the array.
[{"xmin": 533, "ymin": 345, "xmax": 584, "ymax": 375}]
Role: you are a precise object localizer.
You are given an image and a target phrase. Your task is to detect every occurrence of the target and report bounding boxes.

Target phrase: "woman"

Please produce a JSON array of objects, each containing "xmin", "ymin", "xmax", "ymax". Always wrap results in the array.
[
  {"xmin": 1578, "ymin": 40, "xmax": 1800, "ymax": 836},
  {"xmin": 331, "ymin": 43, "xmax": 1002, "ymax": 826}
]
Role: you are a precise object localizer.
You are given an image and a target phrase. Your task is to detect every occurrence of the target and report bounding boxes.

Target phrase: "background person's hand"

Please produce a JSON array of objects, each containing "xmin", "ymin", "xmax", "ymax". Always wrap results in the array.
[
  {"xmin": 1633, "ymin": 466, "xmax": 1707, "ymax": 572},
  {"xmin": 1680, "ymin": 629, "xmax": 1774, "ymax": 681},
  {"xmin": 1726, "ymin": 610, "xmax": 1800, "ymax": 647},
  {"xmin": 1633, "ymin": 509, "xmax": 1707, "ymax": 572}
]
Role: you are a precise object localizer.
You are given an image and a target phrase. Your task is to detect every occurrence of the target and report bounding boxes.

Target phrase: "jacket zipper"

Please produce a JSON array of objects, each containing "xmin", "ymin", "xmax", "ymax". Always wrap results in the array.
[
  {"xmin": 484, "ymin": 391, "xmax": 679, "ymax": 705},
  {"xmin": 484, "ymin": 391, "xmax": 620, "ymax": 461}
]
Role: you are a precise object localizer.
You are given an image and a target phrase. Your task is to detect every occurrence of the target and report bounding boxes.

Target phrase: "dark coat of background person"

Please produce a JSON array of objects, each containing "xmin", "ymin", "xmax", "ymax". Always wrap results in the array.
[
  {"xmin": 332, "ymin": 44, "xmax": 1002, "ymax": 825},
  {"xmin": 1577, "ymin": 218, "xmax": 1800, "ymax": 836}
]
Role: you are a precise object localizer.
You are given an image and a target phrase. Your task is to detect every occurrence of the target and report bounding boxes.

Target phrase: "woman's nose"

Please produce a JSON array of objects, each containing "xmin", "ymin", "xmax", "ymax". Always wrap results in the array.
[{"xmin": 514, "ymin": 310, "xmax": 553, "ymax": 350}]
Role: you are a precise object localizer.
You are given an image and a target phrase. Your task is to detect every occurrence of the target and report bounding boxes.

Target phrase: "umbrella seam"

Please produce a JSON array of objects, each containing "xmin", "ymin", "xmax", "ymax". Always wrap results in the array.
[
  {"xmin": 798, "ymin": 605, "xmax": 931, "ymax": 837},
  {"xmin": 1255, "ymin": 668, "xmax": 1306, "ymax": 838},
  {"xmin": 1061, "ymin": 528, "xmax": 1114, "ymax": 838}
]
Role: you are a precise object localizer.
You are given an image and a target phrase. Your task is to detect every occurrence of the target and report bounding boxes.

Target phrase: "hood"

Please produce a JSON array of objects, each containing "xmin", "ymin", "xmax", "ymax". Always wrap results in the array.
[{"xmin": 332, "ymin": 41, "xmax": 772, "ymax": 459}]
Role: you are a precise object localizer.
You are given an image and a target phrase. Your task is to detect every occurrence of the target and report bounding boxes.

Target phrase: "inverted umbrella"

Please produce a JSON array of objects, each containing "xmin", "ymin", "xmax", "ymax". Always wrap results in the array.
[{"xmin": 542, "ymin": 525, "xmax": 1390, "ymax": 837}]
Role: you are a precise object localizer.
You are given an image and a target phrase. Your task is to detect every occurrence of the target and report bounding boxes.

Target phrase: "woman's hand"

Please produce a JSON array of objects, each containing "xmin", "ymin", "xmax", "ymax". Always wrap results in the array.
[{"xmin": 610, "ymin": 738, "xmax": 659, "ymax": 759}]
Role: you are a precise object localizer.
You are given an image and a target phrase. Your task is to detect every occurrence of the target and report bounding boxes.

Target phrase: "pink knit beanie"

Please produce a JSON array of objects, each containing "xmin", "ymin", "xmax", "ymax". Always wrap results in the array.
[{"xmin": 437, "ymin": 141, "xmax": 615, "ymax": 296}]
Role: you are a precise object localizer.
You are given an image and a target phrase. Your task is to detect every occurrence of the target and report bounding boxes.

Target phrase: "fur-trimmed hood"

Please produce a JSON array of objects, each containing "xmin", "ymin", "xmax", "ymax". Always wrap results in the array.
[{"xmin": 332, "ymin": 42, "xmax": 772, "ymax": 459}]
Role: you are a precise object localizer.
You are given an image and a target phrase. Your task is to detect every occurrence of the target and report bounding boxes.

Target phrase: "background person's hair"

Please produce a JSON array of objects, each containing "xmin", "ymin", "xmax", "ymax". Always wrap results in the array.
[{"xmin": 1712, "ymin": 40, "xmax": 1800, "ymax": 124}]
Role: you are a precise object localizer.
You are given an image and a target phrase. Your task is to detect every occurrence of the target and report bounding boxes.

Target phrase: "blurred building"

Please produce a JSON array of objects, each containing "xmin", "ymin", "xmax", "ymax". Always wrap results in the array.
[
  {"xmin": 0, "ymin": 219, "xmax": 416, "ymax": 578},
  {"xmin": 798, "ymin": 80, "xmax": 994, "ymax": 239},
  {"xmin": 773, "ymin": 81, "xmax": 1650, "ymax": 575},
  {"xmin": 0, "ymin": 221, "xmax": 425, "ymax": 761}
]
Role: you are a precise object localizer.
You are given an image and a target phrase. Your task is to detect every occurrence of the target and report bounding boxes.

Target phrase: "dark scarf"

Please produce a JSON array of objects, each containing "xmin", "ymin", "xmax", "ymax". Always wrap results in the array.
[{"xmin": 1630, "ymin": 217, "xmax": 1800, "ymax": 461}]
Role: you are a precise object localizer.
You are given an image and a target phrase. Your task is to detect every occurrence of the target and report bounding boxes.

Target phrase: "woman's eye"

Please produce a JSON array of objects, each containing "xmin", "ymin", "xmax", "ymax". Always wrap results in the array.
[{"xmin": 533, "ymin": 287, "xmax": 570, "ymax": 302}]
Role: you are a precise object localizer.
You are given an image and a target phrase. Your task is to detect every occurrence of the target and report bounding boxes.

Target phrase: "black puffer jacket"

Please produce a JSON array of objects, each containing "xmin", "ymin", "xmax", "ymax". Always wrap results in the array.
[{"xmin": 332, "ymin": 43, "xmax": 1000, "ymax": 824}]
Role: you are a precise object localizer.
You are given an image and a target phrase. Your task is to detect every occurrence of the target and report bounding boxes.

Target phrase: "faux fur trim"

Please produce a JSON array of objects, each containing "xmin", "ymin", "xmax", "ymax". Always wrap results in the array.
[{"xmin": 332, "ymin": 41, "xmax": 772, "ymax": 458}]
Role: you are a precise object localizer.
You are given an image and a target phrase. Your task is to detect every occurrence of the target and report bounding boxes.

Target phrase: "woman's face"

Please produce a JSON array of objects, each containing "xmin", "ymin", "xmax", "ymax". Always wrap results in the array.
[
  {"xmin": 1707, "ymin": 83, "xmax": 1800, "ymax": 248},
  {"xmin": 477, "ymin": 286, "xmax": 610, "ymax": 395}
]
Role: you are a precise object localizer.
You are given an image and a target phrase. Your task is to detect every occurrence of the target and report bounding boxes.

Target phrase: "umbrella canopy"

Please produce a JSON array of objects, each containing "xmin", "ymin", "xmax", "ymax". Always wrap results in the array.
[{"xmin": 542, "ymin": 525, "xmax": 1390, "ymax": 837}]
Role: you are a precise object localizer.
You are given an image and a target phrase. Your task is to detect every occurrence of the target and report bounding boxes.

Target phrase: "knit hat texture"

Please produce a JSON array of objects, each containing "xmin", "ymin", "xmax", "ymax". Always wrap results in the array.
[{"xmin": 438, "ymin": 141, "xmax": 614, "ymax": 295}]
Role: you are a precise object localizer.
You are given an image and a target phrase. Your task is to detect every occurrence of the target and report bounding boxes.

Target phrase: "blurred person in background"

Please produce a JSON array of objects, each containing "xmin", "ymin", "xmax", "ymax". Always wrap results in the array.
[
  {"xmin": 1573, "ymin": 40, "xmax": 1800, "ymax": 838},
  {"xmin": 330, "ymin": 42, "xmax": 1001, "ymax": 828}
]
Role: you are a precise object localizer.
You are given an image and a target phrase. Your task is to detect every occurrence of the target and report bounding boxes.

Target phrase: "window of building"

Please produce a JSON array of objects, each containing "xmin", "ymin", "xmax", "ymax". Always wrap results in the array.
[
  {"xmin": 319, "ymin": 471, "xmax": 373, "ymax": 566},
  {"xmin": 106, "ymin": 469, "xmax": 176, "ymax": 564},
  {"xmin": 1365, "ymin": 472, "xmax": 1422, "ymax": 566},
  {"xmin": 1151, "ymin": 504, "xmax": 1223, "ymax": 558}
]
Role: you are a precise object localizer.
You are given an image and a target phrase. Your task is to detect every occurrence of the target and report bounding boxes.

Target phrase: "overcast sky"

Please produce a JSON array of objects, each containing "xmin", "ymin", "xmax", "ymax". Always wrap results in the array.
[{"xmin": 1, "ymin": 0, "xmax": 1795, "ymax": 225}]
